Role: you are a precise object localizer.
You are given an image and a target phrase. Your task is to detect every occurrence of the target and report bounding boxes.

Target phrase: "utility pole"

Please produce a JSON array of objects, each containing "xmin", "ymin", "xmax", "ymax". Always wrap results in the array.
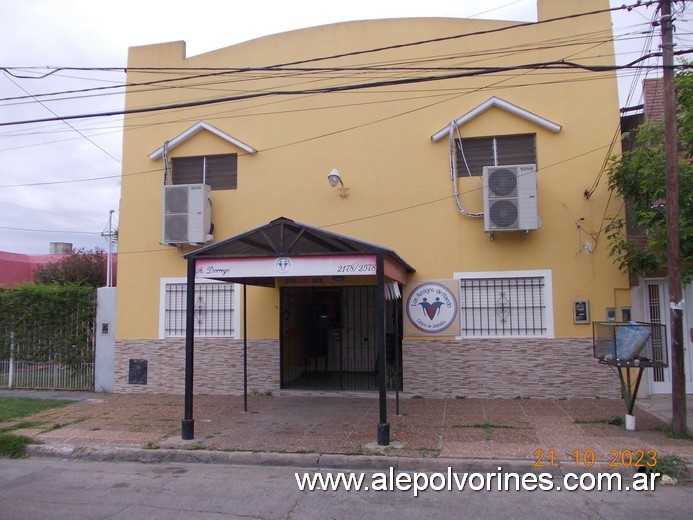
[
  {"xmin": 102, "ymin": 209, "xmax": 116, "ymax": 288},
  {"xmin": 661, "ymin": 0, "xmax": 686, "ymax": 434}
]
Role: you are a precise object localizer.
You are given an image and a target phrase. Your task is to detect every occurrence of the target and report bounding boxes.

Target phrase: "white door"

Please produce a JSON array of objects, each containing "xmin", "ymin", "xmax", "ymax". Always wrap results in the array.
[
  {"xmin": 684, "ymin": 284, "xmax": 693, "ymax": 393},
  {"xmin": 644, "ymin": 280, "xmax": 693, "ymax": 394}
]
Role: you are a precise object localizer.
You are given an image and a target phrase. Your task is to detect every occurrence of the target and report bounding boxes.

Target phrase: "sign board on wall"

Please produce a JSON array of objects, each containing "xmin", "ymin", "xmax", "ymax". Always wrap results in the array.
[
  {"xmin": 195, "ymin": 254, "xmax": 409, "ymax": 284},
  {"xmin": 196, "ymin": 255, "xmax": 377, "ymax": 279},
  {"xmin": 403, "ymin": 280, "xmax": 460, "ymax": 336}
]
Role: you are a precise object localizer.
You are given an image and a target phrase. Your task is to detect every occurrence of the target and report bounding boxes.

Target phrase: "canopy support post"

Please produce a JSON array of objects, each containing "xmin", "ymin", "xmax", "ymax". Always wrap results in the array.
[
  {"xmin": 182, "ymin": 257, "xmax": 196, "ymax": 440},
  {"xmin": 376, "ymin": 253, "xmax": 389, "ymax": 446},
  {"xmin": 243, "ymin": 282, "xmax": 248, "ymax": 413}
]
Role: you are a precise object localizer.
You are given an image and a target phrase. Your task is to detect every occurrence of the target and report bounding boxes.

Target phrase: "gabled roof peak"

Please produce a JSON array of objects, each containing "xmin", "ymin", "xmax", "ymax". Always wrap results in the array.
[
  {"xmin": 149, "ymin": 121, "xmax": 257, "ymax": 159},
  {"xmin": 431, "ymin": 96, "xmax": 561, "ymax": 142},
  {"xmin": 186, "ymin": 216, "xmax": 413, "ymax": 268}
]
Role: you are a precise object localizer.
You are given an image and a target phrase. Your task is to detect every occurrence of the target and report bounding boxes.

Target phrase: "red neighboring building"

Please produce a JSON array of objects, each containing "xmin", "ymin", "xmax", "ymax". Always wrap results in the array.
[
  {"xmin": 0, "ymin": 243, "xmax": 117, "ymax": 287},
  {"xmin": 0, "ymin": 251, "xmax": 70, "ymax": 287}
]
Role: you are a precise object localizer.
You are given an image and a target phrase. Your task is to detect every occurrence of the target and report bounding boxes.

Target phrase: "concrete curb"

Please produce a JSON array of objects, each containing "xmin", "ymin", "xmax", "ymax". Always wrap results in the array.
[
  {"xmin": 27, "ymin": 444, "xmax": 320, "ymax": 468},
  {"xmin": 26, "ymin": 443, "xmax": 648, "ymax": 480}
]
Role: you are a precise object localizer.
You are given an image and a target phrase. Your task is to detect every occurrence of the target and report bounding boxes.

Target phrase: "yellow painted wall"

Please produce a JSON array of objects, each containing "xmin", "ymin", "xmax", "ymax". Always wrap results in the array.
[{"xmin": 116, "ymin": 0, "xmax": 627, "ymax": 340}]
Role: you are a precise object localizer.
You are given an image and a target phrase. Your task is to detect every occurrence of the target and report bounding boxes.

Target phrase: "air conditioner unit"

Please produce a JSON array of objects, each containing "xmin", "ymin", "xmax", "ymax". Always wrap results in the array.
[
  {"xmin": 162, "ymin": 184, "xmax": 212, "ymax": 245},
  {"xmin": 483, "ymin": 164, "xmax": 539, "ymax": 233}
]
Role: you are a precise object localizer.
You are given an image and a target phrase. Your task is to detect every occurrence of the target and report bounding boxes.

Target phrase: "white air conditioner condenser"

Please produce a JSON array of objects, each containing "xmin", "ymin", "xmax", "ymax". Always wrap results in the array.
[
  {"xmin": 162, "ymin": 184, "xmax": 212, "ymax": 245},
  {"xmin": 482, "ymin": 164, "xmax": 539, "ymax": 232}
]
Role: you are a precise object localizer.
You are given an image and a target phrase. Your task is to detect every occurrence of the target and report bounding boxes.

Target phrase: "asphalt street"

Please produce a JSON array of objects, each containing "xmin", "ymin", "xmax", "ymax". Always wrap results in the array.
[{"xmin": 1, "ymin": 458, "xmax": 692, "ymax": 520}]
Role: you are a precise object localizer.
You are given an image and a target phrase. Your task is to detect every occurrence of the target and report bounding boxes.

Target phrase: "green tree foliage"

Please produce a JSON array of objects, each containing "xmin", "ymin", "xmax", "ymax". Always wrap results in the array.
[
  {"xmin": 33, "ymin": 247, "xmax": 107, "ymax": 287},
  {"xmin": 606, "ymin": 66, "xmax": 693, "ymax": 283},
  {"xmin": 0, "ymin": 284, "xmax": 95, "ymax": 365}
]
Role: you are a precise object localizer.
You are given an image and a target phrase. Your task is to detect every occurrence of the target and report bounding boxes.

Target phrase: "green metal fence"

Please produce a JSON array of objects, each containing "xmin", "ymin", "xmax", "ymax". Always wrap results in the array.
[{"xmin": 0, "ymin": 290, "xmax": 96, "ymax": 391}]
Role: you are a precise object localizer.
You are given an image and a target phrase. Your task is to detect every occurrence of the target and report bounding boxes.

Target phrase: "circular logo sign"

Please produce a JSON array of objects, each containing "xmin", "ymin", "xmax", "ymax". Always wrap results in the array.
[
  {"xmin": 406, "ymin": 282, "xmax": 458, "ymax": 333},
  {"xmin": 275, "ymin": 257, "xmax": 292, "ymax": 274}
]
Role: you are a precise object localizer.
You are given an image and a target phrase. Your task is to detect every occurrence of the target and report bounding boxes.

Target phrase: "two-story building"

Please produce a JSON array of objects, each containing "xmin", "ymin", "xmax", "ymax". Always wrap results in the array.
[{"xmin": 114, "ymin": 0, "xmax": 629, "ymax": 415}]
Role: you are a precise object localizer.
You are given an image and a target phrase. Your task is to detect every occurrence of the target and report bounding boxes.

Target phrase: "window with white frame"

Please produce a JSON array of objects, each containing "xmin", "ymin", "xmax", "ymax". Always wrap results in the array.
[
  {"xmin": 160, "ymin": 279, "xmax": 238, "ymax": 338},
  {"xmin": 454, "ymin": 270, "xmax": 554, "ymax": 338}
]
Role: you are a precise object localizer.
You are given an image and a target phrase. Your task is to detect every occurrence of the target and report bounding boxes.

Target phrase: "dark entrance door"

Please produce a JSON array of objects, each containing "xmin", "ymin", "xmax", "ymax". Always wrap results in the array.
[{"xmin": 280, "ymin": 286, "xmax": 402, "ymax": 391}]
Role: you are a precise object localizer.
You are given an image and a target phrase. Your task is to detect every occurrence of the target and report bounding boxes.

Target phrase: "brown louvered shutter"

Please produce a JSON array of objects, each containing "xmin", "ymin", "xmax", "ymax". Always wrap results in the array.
[
  {"xmin": 495, "ymin": 134, "xmax": 536, "ymax": 166},
  {"xmin": 456, "ymin": 134, "xmax": 536, "ymax": 176},
  {"xmin": 171, "ymin": 154, "xmax": 238, "ymax": 190},
  {"xmin": 205, "ymin": 154, "xmax": 237, "ymax": 190},
  {"xmin": 171, "ymin": 156, "xmax": 203, "ymax": 184},
  {"xmin": 455, "ymin": 137, "xmax": 494, "ymax": 176}
]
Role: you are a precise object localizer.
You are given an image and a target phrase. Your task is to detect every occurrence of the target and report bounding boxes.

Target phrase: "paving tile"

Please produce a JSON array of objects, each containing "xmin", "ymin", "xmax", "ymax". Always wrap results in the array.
[
  {"xmin": 6, "ymin": 394, "xmax": 691, "ymax": 463},
  {"xmin": 490, "ymin": 429, "xmax": 540, "ymax": 444},
  {"xmin": 391, "ymin": 430, "xmax": 442, "ymax": 448},
  {"xmin": 441, "ymin": 441, "xmax": 493, "ymax": 459},
  {"xmin": 442, "ymin": 427, "xmax": 488, "ymax": 443},
  {"xmin": 481, "ymin": 415, "xmax": 531, "ymax": 428},
  {"xmin": 443, "ymin": 411, "xmax": 487, "ymax": 423},
  {"xmin": 492, "ymin": 443, "xmax": 542, "ymax": 460}
]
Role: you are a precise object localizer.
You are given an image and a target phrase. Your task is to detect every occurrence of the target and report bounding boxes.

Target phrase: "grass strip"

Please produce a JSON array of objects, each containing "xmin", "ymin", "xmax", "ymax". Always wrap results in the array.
[
  {"xmin": 0, "ymin": 397, "xmax": 74, "ymax": 422},
  {"xmin": 0, "ymin": 432, "xmax": 34, "ymax": 458},
  {"xmin": 0, "ymin": 396, "xmax": 77, "ymax": 458}
]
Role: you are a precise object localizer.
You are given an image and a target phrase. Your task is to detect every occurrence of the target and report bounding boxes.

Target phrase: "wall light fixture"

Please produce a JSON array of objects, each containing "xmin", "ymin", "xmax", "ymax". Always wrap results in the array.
[{"xmin": 327, "ymin": 168, "xmax": 350, "ymax": 198}]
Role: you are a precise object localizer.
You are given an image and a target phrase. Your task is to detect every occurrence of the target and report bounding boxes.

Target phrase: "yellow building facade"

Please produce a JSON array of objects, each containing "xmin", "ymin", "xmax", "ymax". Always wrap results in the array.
[{"xmin": 115, "ymin": 0, "xmax": 628, "ymax": 398}]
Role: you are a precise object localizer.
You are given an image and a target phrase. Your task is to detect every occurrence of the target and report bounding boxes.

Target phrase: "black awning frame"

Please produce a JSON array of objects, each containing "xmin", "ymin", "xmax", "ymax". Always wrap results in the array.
[{"xmin": 181, "ymin": 217, "xmax": 414, "ymax": 447}]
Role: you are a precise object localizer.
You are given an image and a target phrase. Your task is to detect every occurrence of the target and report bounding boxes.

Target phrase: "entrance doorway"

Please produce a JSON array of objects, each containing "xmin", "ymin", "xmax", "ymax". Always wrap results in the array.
[
  {"xmin": 644, "ymin": 280, "xmax": 693, "ymax": 393},
  {"xmin": 280, "ymin": 286, "xmax": 402, "ymax": 391}
]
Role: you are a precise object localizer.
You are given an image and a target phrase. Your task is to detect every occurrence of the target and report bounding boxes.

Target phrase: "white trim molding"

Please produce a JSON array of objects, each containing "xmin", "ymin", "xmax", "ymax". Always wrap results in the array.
[
  {"xmin": 149, "ymin": 121, "xmax": 257, "ymax": 159},
  {"xmin": 431, "ymin": 97, "xmax": 562, "ymax": 142}
]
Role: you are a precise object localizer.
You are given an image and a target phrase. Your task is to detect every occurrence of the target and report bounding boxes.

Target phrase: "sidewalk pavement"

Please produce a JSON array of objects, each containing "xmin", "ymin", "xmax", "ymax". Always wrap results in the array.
[{"xmin": 2, "ymin": 390, "xmax": 692, "ymax": 475}]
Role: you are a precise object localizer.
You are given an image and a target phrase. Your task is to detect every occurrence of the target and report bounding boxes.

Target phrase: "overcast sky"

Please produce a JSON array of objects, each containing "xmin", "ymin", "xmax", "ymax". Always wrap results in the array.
[{"xmin": 1, "ymin": 0, "xmax": 690, "ymax": 254}]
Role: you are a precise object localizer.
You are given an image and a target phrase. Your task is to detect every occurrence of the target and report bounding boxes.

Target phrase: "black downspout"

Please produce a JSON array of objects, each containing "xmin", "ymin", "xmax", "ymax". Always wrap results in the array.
[
  {"xmin": 376, "ymin": 253, "xmax": 389, "ymax": 446},
  {"xmin": 182, "ymin": 257, "xmax": 196, "ymax": 440}
]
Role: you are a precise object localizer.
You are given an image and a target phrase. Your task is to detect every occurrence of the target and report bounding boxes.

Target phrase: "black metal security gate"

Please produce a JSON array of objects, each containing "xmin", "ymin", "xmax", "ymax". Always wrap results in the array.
[{"xmin": 280, "ymin": 286, "xmax": 401, "ymax": 391}]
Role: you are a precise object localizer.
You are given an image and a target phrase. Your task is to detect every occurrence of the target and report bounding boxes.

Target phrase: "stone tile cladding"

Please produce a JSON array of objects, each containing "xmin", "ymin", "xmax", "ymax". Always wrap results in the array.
[
  {"xmin": 403, "ymin": 338, "xmax": 621, "ymax": 399},
  {"xmin": 114, "ymin": 339, "xmax": 279, "ymax": 394},
  {"xmin": 114, "ymin": 337, "xmax": 619, "ymax": 399}
]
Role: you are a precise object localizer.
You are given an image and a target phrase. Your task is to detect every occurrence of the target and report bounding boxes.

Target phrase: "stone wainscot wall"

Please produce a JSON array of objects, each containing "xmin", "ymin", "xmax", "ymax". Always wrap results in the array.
[
  {"xmin": 403, "ymin": 338, "xmax": 620, "ymax": 399},
  {"xmin": 114, "ymin": 337, "xmax": 620, "ymax": 398},
  {"xmin": 114, "ymin": 339, "xmax": 279, "ymax": 394}
]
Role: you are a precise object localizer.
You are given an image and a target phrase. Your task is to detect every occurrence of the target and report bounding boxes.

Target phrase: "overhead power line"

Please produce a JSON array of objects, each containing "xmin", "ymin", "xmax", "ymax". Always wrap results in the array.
[
  {"xmin": 1, "ymin": 0, "xmax": 648, "ymax": 80},
  {"xmin": 2, "ymin": 50, "xmax": 691, "ymax": 128},
  {"xmin": 0, "ymin": 172, "xmax": 124, "ymax": 188},
  {"xmin": 0, "ymin": 0, "xmax": 681, "ymax": 245},
  {"xmin": 0, "ymin": 225, "xmax": 101, "ymax": 235},
  {"xmin": 2, "ymin": 74, "xmax": 121, "ymax": 164},
  {"xmin": 0, "ymin": 0, "xmax": 669, "ymax": 127},
  {"xmin": 229, "ymin": 0, "xmax": 658, "ymax": 69},
  {"xmin": 0, "ymin": 3, "xmax": 684, "ymax": 183},
  {"xmin": 0, "ymin": 24, "xmax": 669, "ymax": 106}
]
